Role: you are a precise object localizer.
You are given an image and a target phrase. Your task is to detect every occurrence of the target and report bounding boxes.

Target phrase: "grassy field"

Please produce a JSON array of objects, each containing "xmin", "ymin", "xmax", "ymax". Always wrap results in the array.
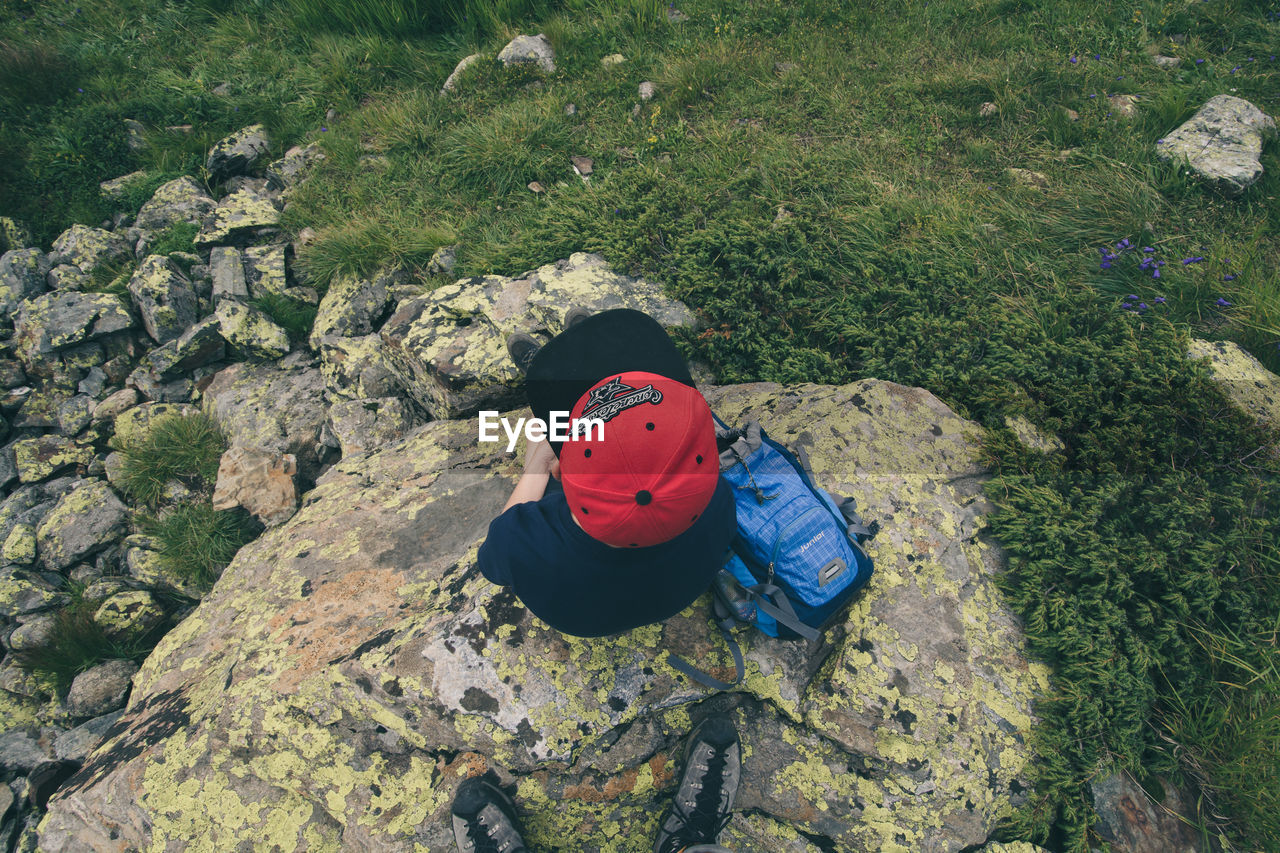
[{"xmin": 2, "ymin": 0, "xmax": 1279, "ymax": 849}]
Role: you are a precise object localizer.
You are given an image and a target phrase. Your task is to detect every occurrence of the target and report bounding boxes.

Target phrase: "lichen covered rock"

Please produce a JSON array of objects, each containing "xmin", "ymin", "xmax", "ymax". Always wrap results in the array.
[
  {"xmin": 1157, "ymin": 95, "xmax": 1276, "ymax": 195},
  {"xmin": 49, "ymin": 225, "xmax": 132, "ymax": 276},
  {"xmin": 39, "ymin": 380, "xmax": 1045, "ymax": 853},
  {"xmin": 11, "ymin": 436, "xmax": 93, "ymax": 484},
  {"xmin": 34, "ymin": 480, "xmax": 129, "ymax": 572},
  {"xmin": 1188, "ymin": 338, "xmax": 1280, "ymax": 434},
  {"xmin": 206, "ymin": 124, "xmax": 272, "ymax": 181},
  {"xmin": 380, "ymin": 252, "xmax": 696, "ymax": 419},
  {"xmin": 13, "ymin": 291, "xmax": 134, "ymax": 366},
  {"xmin": 195, "ymin": 188, "xmax": 282, "ymax": 246},
  {"xmin": 0, "ymin": 249, "xmax": 51, "ymax": 317},
  {"xmin": 309, "ymin": 267, "xmax": 401, "ymax": 350},
  {"xmin": 127, "ymin": 255, "xmax": 198, "ymax": 344},
  {"xmin": 316, "ymin": 334, "xmax": 404, "ymax": 401},
  {"xmin": 134, "ymin": 176, "xmax": 217, "ymax": 232},
  {"xmin": 214, "ymin": 300, "xmax": 290, "ymax": 360}
]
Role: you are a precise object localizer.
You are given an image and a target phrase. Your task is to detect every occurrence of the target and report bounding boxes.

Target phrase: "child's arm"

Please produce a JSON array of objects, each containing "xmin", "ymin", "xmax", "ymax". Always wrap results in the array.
[{"xmin": 500, "ymin": 436, "xmax": 560, "ymax": 513}]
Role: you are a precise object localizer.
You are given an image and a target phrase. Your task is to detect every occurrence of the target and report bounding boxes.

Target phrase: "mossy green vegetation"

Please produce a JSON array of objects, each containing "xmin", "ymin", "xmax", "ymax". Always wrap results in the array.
[
  {"xmin": 112, "ymin": 412, "xmax": 225, "ymax": 508},
  {"xmin": 4, "ymin": 0, "xmax": 1279, "ymax": 848},
  {"xmin": 12, "ymin": 584, "xmax": 173, "ymax": 695},
  {"xmin": 137, "ymin": 503, "xmax": 258, "ymax": 592},
  {"xmin": 250, "ymin": 291, "xmax": 319, "ymax": 343}
]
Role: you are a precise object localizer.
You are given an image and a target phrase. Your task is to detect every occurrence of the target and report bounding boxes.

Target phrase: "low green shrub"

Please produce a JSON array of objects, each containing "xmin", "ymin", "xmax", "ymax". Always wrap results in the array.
[
  {"xmin": 139, "ymin": 503, "xmax": 258, "ymax": 592},
  {"xmin": 12, "ymin": 587, "xmax": 169, "ymax": 695},
  {"xmin": 250, "ymin": 291, "xmax": 319, "ymax": 342},
  {"xmin": 112, "ymin": 411, "xmax": 226, "ymax": 508},
  {"xmin": 1156, "ymin": 623, "xmax": 1280, "ymax": 852},
  {"xmin": 146, "ymin": 221, "xmax": 200, "ymax": 257}
]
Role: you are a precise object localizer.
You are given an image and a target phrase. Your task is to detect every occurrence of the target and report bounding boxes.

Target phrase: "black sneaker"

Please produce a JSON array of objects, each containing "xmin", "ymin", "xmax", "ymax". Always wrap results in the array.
[
  {"xmin": 505, "ymin": 332, "xmax": 542, "ymax": 375},
  {"xmin": 653, "ymin": 714, "xmax": 741, "ymax": 853},
  {"xmin": 451, "ymin": 777, "xmax": 528, "ymax": 853},
  {"xmin": 563, "ymin": 307, "xmax": 592, "ymax": 330}
]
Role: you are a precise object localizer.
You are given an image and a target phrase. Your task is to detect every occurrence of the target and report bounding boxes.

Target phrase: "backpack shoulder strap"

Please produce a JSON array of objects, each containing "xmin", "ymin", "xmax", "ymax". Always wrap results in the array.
[{"xmin": 666, "ymin": 616, "xmax": 745, "ymax": 691}]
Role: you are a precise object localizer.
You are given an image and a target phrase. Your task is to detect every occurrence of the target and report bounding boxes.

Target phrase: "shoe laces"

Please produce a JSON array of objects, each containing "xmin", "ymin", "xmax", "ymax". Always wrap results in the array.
[
  {"xmin": 464, "ymin": 809, "xmax": 509, "ymax": 853},
  {"xmin": 660, "ymin": 747, "xmax": 734, "ymax": 852}
]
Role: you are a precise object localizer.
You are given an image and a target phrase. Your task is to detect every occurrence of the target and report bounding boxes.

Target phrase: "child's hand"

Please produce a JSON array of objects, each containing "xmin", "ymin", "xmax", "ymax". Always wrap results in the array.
[{"xmin": 523, "ymin": 436, "xmax": 558, "ymax": 476}]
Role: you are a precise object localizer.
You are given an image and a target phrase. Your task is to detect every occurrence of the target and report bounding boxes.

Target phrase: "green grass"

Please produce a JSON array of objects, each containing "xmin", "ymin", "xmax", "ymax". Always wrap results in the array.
[
  {"xmin": 147, "ymin": 221, "xmax": 200, "ymax": 257},
  {"xmin": 250, "ymin": 290, "xmax": 319, "ymax": 342},
  {"xmin": 1155, "ymin": 622, "xmax": 1280, "ymax": 852},
  {"xmin": 111, "ymin": 411, "xmax": 226, "ymax": 508},
  {"xmin": 12, "ymin": 585, "xmax": 172, "ymax": 695},
  {"xmin": 5, "ymin": 0, "xmax": 1280, "ymax": 848},
  {"xmin": 138, "ymin": 503, "xmax": 259, "ymax": 592}
]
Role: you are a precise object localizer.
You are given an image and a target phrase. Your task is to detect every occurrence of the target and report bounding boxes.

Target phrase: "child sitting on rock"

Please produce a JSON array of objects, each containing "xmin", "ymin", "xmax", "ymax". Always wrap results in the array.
[{"xmin": 476, "ymin": 308, "xmax": 735, "ymax": 637}]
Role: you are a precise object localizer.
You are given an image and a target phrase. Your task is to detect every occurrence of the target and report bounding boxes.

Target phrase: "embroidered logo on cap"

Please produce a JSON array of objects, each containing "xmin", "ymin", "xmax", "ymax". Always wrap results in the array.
[{"xmin": 579, "ymin": 376, "xmax": 664, "ymax": 423}]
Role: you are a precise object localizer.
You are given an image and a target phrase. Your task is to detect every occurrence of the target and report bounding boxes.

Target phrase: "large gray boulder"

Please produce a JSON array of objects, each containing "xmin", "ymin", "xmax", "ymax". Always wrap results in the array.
[
  {"xmin": 1157, "ymin": 95, "xmax": 1276, "ymax": 195},
  {"xmin": 127, "ymin": 256, "xmax": 198, "ymax": 345},
  {"xmin": 380, "ymin": 252, "xmax": 697, "ymax": 419},
  {"xmin": 206, "ymin": 125, "xmax": 272, "ymax": 181},
  {"xmin": 200, "ymin": 359, "xmax": 330, "ymax": 484},
  {"xmin": 133, "ymin": 177, "xmax": 217, "ymax": 232},
  {"xmin": 39, "ymin": 380, "xmax": 1045, "ymax": 852},
  {"xmin": 0, "ymin": 250, "xmax": 51, "ymax": 318},
  {"xmin": 13, "ymin": 292, "xmax": 135, "ymax": 367},
  {"xmin": 48, "ymin": 225, "xmax": 132, "ymax": 276}
]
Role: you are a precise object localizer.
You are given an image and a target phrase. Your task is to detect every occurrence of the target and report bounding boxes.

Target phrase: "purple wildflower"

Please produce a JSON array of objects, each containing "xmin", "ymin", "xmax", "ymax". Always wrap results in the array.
[
  {"xmin": 1215, "ymin": 297, "xmax": 1232, "ymax": 307},
  {"xmin": 1182, "ymin": 256, "xmax": 1205, "ymax": 265},
  {"xmin": 1094, "ymin": 54, "xmax": 1101, "ymax": 60},
  {"xmin": 1223, "ymin": 274, "xmax": 1236, "ymax": 281},
  {"xmin": 1155, "ymin": 296, "xmax": 1166, "ymax": 304},
  {"xmin": 321, "ymin": 127, "xmax": 328, "ymax": 132},
  {"xmin": 1070, "ymin": 56, "xmax": 1078, "ymax": 64},
  {"xmin": 1142, "ymin": 247, "xmax": 1154, "ymax": 253},
  {"xmin": 1152, "ymin": 269, "xmax": 1161, "ymax": 279},
  {"xmin": 1138, "ymin": 303, "xmax": 1149, "ymax": 310},
  {"xmin": 1196, "ymin": 58, "xmax": 1205, "ymax": 65},
  {"xmin": 1126, "ymin": 294, "xmax": 1138, "ymax": 300}
]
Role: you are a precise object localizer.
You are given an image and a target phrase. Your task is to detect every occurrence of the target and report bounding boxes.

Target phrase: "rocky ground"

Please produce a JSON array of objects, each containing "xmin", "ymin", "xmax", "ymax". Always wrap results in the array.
[{"xmin": 0, "ymin": 35, "xmax": 1276, "ymax": 851}]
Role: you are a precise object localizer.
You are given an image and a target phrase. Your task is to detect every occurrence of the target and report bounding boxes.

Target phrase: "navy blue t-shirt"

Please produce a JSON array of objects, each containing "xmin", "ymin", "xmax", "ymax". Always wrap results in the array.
[{"xmin": 477, "ymin": 477, "xmax": 736, "ymax": 637}]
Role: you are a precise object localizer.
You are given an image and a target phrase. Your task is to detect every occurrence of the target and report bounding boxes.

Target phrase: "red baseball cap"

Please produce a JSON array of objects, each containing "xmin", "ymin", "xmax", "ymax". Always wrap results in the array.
[{"xmin": 560, "ymin": 371, "xmax": 719, "ymax": 548}]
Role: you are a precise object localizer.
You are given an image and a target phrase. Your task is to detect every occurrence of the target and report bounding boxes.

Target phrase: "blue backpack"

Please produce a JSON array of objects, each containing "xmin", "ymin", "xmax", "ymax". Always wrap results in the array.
[{"xmin": 669, "ymin": 420, "xmax": 876, "ymax": 690}]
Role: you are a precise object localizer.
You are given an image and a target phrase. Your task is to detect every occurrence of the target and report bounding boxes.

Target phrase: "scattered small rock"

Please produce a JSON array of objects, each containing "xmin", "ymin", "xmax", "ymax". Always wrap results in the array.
[
  {"xmin": 564, "ymin": 103, "xmax": 577, "ymax": 116},
  {"xmin": 528, "ymin": 181, "xmax": 546, "ymax": 194},
  {"xmin": 65, "ymin": 659, "xmax": 139, "ymax": 718},
  {"xmin": 1152, "ymin": 55, "xmax": 1181, "ymax": 69},
  {"xmin": 442, "ymin": 53, "xmax": 483, "ymax": 94},
  {"xmin": 638, "ymin": 81, "xmax": 656, "ymax": 101},
  {"xmin": 774, "ymin": 62, "xmax": 798, "ymax": 76},
  {"xmin": 570, "ymin": 156, "xmax": 594, "ymax": 177},
  {"xmin": 979, "ymin": 102, "xmax": 998, "ymax": 117},
  {"xmin": 1007, "ymin": 168, "xmax": 1050, "ymax": 190},
  {"xmin": 1108, "ymin": 94, "xmax": 1139, "ymax": 118},
  {"xmin": 1157, "ymin": 94, "xmax": 1277, "ymax": 196},
  {"xmin": 497, "ymin": 34, "xmax": 555, "ymax": 74},
  {"xmin": 601, "ymin": 54, "xmax": 625, "ymax": 67}
]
